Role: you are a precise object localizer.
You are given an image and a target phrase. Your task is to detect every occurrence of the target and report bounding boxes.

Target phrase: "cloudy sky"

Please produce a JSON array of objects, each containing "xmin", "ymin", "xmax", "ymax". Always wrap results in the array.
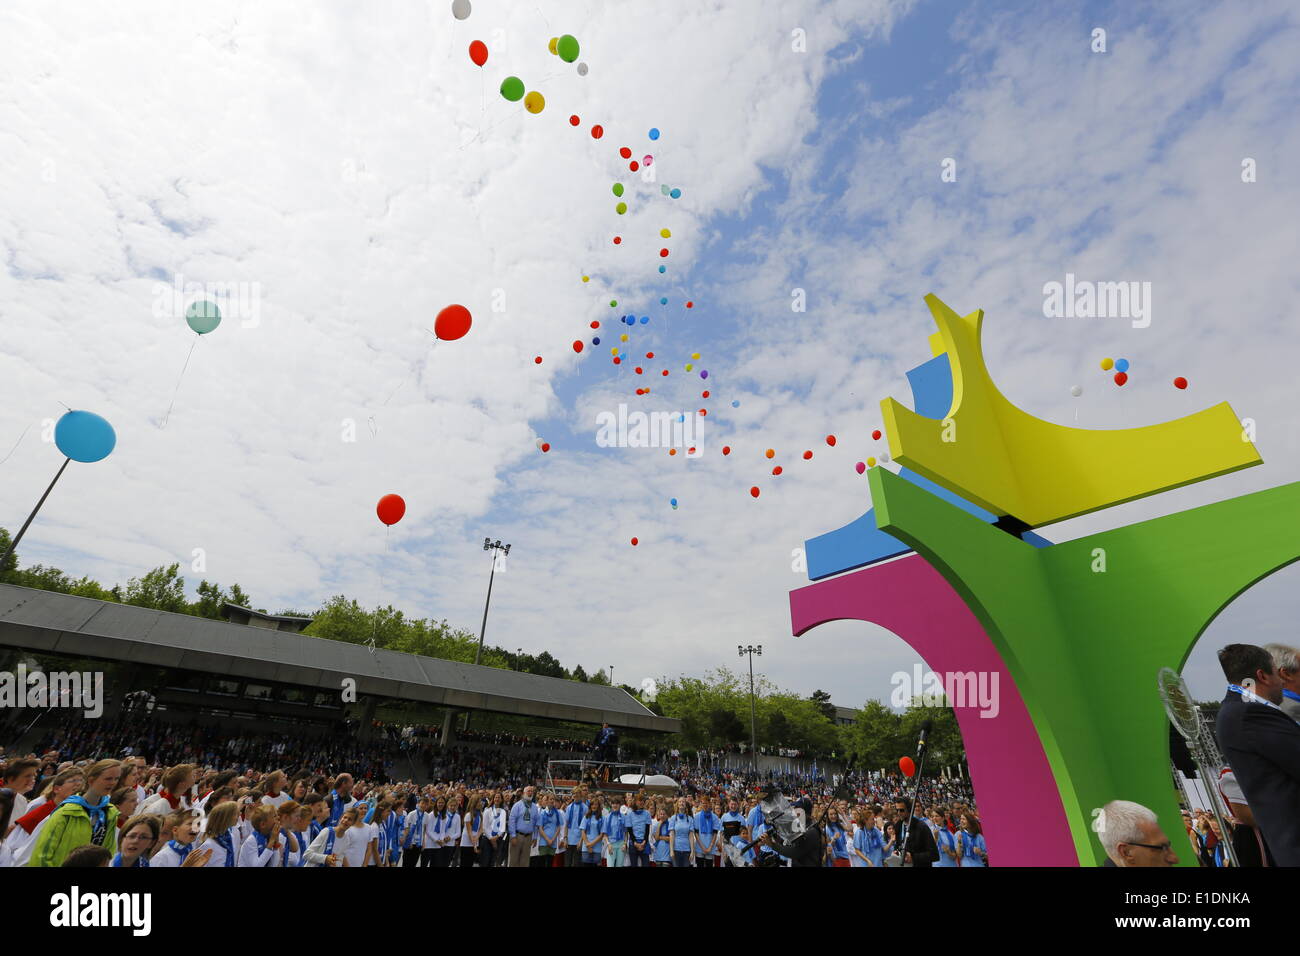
[{"xmin": 1, "ymin": 0, "xmax": 1297, "ymax": 711}]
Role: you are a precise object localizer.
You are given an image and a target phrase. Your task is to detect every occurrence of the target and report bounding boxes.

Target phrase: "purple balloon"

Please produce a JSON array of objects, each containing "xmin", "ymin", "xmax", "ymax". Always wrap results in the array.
[{"xmin": 700, "ymin": 369, "xmax": 708, "ymax": 380}]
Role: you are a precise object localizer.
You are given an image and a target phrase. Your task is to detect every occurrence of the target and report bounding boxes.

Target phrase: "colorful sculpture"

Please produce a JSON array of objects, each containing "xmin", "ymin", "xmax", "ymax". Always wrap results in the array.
[{"xmin": 792, "ymin": 294, "xmax": 1300, "ymax": 865}]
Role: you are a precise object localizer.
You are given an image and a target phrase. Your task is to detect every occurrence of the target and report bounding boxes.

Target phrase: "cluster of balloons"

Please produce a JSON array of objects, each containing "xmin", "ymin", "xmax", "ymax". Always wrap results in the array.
[
  {"xmin": 546, "ymin": 34, "xmax": 586, "ymax": 74},
  {"xmin": 1100, "ymin": 356, "xmax": 1131, "ymax": 387}
]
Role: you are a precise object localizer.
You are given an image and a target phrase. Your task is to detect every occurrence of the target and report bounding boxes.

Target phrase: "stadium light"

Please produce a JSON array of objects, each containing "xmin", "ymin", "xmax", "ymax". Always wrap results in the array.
[{"xmin": 738, "ymin": 645, "xmax": 762, "ymax": 771}]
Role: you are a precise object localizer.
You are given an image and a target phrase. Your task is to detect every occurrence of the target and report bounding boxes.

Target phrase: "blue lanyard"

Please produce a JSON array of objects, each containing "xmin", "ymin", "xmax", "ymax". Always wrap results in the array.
[{"xmin": 1228, "ymin": 684, "xmax": 1299, "ymax": 722}]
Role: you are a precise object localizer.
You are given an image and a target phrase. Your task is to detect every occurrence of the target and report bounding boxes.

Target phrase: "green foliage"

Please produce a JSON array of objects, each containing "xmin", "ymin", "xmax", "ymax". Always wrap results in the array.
[
  {"xmin": 123, "ymin": 563, "xmax": 189, "ymax": 613},
  {"xmin": 841, "ymin": 698, "xmax": 964, "ymax": 771},
  {"xmin": 654, "ymin": 667, "xmax": 843, "ymax": 757}
]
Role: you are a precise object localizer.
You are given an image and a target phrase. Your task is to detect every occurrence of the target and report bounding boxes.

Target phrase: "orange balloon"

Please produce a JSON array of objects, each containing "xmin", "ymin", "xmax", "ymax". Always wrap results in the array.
[{"xmin": 765, "ymin": 449, "xmax": 775, "ymax": 459}]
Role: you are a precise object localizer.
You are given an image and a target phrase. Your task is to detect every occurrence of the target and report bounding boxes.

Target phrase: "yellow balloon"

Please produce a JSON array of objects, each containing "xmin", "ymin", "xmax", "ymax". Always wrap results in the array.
[
  {"xmin": 1100, "ymin": 357, "xmax": 1114, "ymax": 371},
  {"xmin": 660, "ymin": 228, "xmax": 671, "ymax": 238},
  {"xmin": 620, "ymin": 334, "xmax": 628, "ymax": 342},
  {"xmin": 611, "ymin": 347, "xmax": 619, "ymax": 355},
  {"xmin": 867, "ymin": 457, "xmax": 877, "ymax": 468},
  {"xmin": 685, "ymin": 363, "xmax": 693, "ymax": 371},
  {"xmin": 548, "ymin": 37, "xmax": 558, "ymax": 54},
  {"xmin": 524, "ymin": 91, "xmax": 545, "ymax": 114},
  {"xmin": 581, "ymin": 275, "xmax": 589, "ymax": 283},
  {"xmin": 691, "ymin": 352, "xmax": 700, "ymax": 360}
]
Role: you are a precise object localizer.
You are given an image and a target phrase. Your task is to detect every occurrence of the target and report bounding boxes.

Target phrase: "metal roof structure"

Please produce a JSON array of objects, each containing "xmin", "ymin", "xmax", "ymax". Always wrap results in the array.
[{"xmin": 0, "ymin": 583, "xmax": 677, "ymax": 733}]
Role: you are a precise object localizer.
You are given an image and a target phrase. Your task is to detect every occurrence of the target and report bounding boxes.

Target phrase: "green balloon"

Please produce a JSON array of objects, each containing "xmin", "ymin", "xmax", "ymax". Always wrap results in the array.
[
  {"xmin": 616, "ymin": 202, "xmax": 627, "ymax": 215},
  {"xmin": 557, "ymin": 34, "xmax": 579, "ymax": 63},
  {"xmin": 185, "ymin": 299, "xmax": 222, "ymax": 335},
  {"xmin": 612, "ymin": 183, "xmax": 624, "ymax": 197},
  {"xmin": 500, "ymin": 76, "xmax": 525, "ymax": 101}
]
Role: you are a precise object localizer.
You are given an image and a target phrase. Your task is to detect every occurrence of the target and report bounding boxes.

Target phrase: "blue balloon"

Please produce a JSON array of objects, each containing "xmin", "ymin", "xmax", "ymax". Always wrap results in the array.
[
  {"xmin": 670, "ymin": 188, "xmax": 681, "ymax": 199},
  {"xmin": 659, "ymin": 297, "xmax": 668, "ymax": 305},
  {"xmin": 670, "ymin": 497, "xmax": 677, "ymax": 507},
  {"xmin": 649, "ymin": 128, "xmax": 660, "ymax": 141},
  {"xmin": 592, "ymin": 336, "xmax": 601, "ymax": 345},
  {"xmin": 731, "ymin": 400, "xmax": 740, "ymax": 408},
  {"xmin": 55, "ymin": 410, "xmax": 116, "ymax": 463},
  {"xmin": 639, "ymin": 316, "xmax": 649, "ymax": 324},
  {"xmin": 1115, "ymin": 358, "xmax": 1130, "ymax": 373},
  {"xmin": 658, "ymin": 265, "xmax": 666, "ymax": 274}
]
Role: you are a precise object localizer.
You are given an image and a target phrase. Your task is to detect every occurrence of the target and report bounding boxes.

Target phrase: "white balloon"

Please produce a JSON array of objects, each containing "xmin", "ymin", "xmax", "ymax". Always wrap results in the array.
[
  {"xmin": 880, "ymin": 452, "xmax": 891, "ymax": 463},
  {"xmin": 576, "ymin": 62, "xmax": 588, "ymax": 76},
  {"xmin": 451, "ymin": 0, "xmax": 471, "ymax": 20},
  {"xmin": 535, "ymin": 438, "xmax": 544, "ymax": 449},
  {"xmin": 1070, "ymin": 384, "xmax": 1083, "ymax": 397}
]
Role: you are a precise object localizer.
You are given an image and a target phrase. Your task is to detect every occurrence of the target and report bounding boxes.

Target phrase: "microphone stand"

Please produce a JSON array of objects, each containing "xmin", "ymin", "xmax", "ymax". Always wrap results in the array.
[{"xmin": 896, "ymin": 736, "xmax": 932, "ymax": 867}]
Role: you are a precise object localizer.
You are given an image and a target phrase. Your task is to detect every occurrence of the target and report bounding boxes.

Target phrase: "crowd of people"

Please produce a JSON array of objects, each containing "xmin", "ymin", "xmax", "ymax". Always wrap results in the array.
[
  {"xmin": 0, "ymin": 748, "xmax": 988, "ymax": 867},
  {"xmin": 7, "ymin": 640, "xmax": 1296, "ymax": 869}
]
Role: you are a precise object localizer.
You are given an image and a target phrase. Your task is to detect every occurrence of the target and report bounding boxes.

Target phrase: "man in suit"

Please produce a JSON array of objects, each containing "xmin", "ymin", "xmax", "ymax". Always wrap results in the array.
[
  {"xmin": 895, "ymin": 796, "xmax": 939, "ymax": 867},
  {"xmin": 1215, "ymin": 643, "xmax": 1300, "ymax": 867}
]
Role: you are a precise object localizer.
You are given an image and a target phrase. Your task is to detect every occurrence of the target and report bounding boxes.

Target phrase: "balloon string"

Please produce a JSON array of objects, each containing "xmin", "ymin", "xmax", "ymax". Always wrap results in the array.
[
  {"xmin": 0, "ymin": 421, "xmax": 33, "ymax": 467},
  {"xmin": 160, "ymin": 335, "xmax": 200, "ymax": 429}
]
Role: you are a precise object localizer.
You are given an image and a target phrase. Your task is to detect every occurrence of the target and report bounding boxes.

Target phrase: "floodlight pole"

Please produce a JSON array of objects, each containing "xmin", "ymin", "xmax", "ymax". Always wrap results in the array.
[
  {"xmin": 461, "ymin": 538, "xmax": 510, "ymax": 734},
  {"xmin": 739, "ymin": 645, "xmax": 762, "ymax": 773}
]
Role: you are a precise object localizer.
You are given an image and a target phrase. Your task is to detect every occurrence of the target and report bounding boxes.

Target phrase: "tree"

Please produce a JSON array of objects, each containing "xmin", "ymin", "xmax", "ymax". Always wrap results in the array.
[
  {"xmin": 767, "ymin": 710, "xmax": 792, "ymax": 747},
  {"xmin": 123, "ymin": 564, "xmax": 188, "ymax": 614},
  {"xmin": 228, "ymin": 583, "xmax": 253, "ymax": 609},
  {"xmin": 572, "ymin": 664, "xmax": 589, "ymax": 682},
  {"xmin": 193, "ymin": 580, "xmax": 227, "ymax": 619},
  {"xmin": 809, "ymin": 688, "xmax": 836, "ymax": 723},
  {"xmin": 0, "ymin": 527, "xmax": 15, "ymax": 577}
]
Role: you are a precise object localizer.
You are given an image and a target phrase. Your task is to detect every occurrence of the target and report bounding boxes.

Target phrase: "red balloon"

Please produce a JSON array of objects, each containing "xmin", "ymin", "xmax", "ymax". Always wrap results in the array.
[
  {"xmin": 645, "ymin": 351, "xmax": 654, "ymax": 359},
  {"xmin": 826, "ymin": 434, "xmax": 837, "ymax": 446},
  {"xmin": 572, "ymin": 340, "xmax": 584, "ymax": 353},
  {"xmin": 630, "ymin": 537, "xmax": 638, "ymax": 546},
  {"xmin": 899, "ymin": 756, "xmax": 915, "ymax": 778},
  {"xmin": 772, "ymin": 465, "xmax": 783, "ymax": 476},
  {"xmin": 722, "ymin": 446, "xmax": 731, "ymax": 456},
  {"xmin": 534, "ymin": 356, "xmax": 542, "ymax": 364},
  {"xmin": 612, "ymin": 236, "xmax": 621, "ymax": 245},
  {"xmin": 659, "ymin": 248, "xmax": 669, "ymax": 257},
  {"xmin": 376, "ymin": 494, "xmax": 406, "ymax": 526},
  {"xmin": 1174, "ymin": 376, "xmax": 1188, "ymax": 389},
  {"xmin": 661, "ymin": 369, "xmax": 669, "ymax": 376},
  {"xmin": 872, "ymin": 429, "xmax": 882, "ymax": 441},
  {"xmin": 802, "ymin": 450, "xmax": 813, "ymax": 460},
  {"xmin": 699, "ymin": 408, "xmax": 707, "ymax": 416},
  {"xmin": 468, "ymin": 40, "xmax": 488, "ymax": 66},
  {"xmin": 701, "ymin": 390, "xmax": 710, "ymax": 398},
  {"xmin": 749, "ymin": 486, "xmax": 760, "ymax": 498},
  {"xmin": 619, "ymin": 147, "xmax": 631, "ymax": 159},
  {"xmin": 569, "ymin": 114, "xmax": 580, "ymax": 126},
  {"xmin": 613, "ymin": 357, "xmax": 621, "ymax": 365},
  {"xmin": 591, "ymin": 124, "xmax": 604, "ymax": 139},
  {"xmin": 590, "ymin": 321, "xmax": 600, "ymax": 329},
  {"xmin": 685, "ymin": 301, "xmax": 693, "ymax": 309},
  {"xmin": 629, "ymin": 161, "xmax": 639, "ymax": 172},
  {"xmin": 1113, "ymin": 371, "xmax": 1128, "ymax": 386},
  {"xmin": 434, "ymin": 304, "xmax": 472, "ymax": 341}
]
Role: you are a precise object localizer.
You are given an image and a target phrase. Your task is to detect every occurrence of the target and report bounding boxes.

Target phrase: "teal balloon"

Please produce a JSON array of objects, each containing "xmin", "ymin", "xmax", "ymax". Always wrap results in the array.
[
  {"xmin": 556, "ymin": 34, "xmax": 580, "ymax": 63},
  {"xmin": 185, "ymin": 300, "xmax": 222, "ymax": 335},
  {"xmin": 55, "ymin": 410, "xmax": 116, "ymax": 463},
  {"xmin": 1115, "ymin": 358, "xmax": 1130, "ymax": 373}
]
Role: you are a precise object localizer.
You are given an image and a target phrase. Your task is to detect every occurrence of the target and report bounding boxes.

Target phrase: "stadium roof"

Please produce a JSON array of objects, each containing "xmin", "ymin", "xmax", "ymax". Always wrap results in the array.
[{"xmin": 0, "ymin": 583, "xmax": 677, "ymax": 733}]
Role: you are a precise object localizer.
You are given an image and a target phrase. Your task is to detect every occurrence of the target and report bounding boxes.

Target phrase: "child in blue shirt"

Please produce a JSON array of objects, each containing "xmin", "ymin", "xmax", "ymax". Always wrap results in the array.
[
  {"xmin": 669, "ymin": 798, "xmax": 696, "ymax": 867},
  {"xmin": 651, "ymin": 808, "xmax": 673, "ymax": 866}
]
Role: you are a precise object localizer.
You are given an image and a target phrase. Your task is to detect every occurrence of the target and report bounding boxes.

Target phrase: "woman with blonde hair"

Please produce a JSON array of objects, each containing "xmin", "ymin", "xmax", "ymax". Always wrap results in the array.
[
  {"xmin": 195, "ymin": 800, "xmax": 241, "ymax": 867},
  {"xmin": 28, "ymin": 759, "xmax": 122, "ymax": 867}
]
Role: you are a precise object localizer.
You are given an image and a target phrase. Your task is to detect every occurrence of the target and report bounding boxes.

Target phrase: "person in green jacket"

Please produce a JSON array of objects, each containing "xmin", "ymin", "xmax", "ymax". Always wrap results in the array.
[{"xmin": 29, "ymin": 758, "xmax": 123, "ymax": 867}]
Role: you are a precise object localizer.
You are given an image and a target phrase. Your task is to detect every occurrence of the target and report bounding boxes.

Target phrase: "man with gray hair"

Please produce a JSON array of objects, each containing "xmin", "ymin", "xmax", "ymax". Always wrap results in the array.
[
  {"xmin": 1096, "ymin": 800, "xmax": 1180, "ymax": 867},
  {"xmin": 1264, "ymin": 643, "xmax": 1300, "ymax": 721}
]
